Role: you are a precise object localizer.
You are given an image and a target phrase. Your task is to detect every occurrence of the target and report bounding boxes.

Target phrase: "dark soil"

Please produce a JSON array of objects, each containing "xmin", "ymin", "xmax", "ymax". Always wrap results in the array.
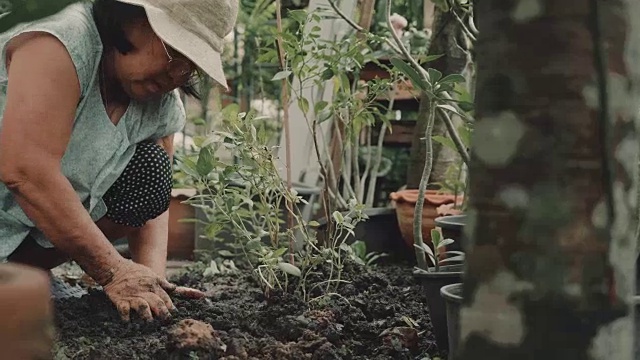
[{"xmin": 53, "ymin": 262, "xmax": 441, "ymax": 359}]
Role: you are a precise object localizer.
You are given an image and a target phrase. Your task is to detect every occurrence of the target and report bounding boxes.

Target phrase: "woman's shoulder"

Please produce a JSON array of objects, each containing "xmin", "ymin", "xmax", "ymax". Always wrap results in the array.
[
  {"xmin": 0, "ymin": 3, "xmax": 102, "ymax": 91},
  {"xmin": 2, "ymin": 3, "xmax": 101, "ymax": 56}
]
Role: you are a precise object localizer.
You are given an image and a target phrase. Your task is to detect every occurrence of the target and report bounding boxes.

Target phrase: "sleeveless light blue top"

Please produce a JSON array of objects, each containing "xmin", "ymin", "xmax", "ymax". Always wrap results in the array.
[{"xmin": 0, "ymin": 2, "xmax": 186, "ymax": 260}]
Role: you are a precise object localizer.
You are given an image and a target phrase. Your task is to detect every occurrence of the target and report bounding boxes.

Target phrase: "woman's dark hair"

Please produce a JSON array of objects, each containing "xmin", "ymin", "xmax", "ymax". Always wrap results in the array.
[{"xmin": 92, "ymin": 0, "xmax": 201, "ymax": 99}]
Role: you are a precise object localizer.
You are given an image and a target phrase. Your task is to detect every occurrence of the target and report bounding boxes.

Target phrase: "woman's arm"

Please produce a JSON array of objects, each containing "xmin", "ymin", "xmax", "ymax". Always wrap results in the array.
[
  {"xmin": 128, "ymin": 211, "xmax": 169, "ymax": 277},
  {"xmin": 0, "ymin": 34, "xmax": 123, "ymax": 283}
]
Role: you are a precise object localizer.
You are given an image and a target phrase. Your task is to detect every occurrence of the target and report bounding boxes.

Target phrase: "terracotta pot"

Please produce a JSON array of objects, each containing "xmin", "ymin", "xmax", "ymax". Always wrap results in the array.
[
  {"xmin": 168, "ymin": 188, "xmax": 196, "ymax": 260},
  {"xmin": 0, "ymin": 263, "xmax": 54, "ymax": 359},
  {"xmin": 390, "ymin": 189, "xmax": 463, "ymax": 248}
]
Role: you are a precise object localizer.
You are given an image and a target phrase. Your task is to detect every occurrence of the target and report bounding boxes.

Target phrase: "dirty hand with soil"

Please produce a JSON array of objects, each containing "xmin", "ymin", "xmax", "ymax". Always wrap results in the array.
[{"xmin": 102, "ymin": 259, "xmax": 205, "ymax": 322}]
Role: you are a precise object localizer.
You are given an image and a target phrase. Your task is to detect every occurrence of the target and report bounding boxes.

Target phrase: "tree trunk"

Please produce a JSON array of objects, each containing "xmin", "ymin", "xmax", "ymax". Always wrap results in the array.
[
  {"xmin": 407, "ymin": 7, "xmax": 469, "ymax": 188},
  {"xmin": 458, "ymin": 1, "xmax": 640, "ymax": 359}
]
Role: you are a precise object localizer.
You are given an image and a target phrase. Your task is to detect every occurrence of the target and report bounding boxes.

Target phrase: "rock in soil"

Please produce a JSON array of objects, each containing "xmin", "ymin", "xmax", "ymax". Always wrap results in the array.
[{"xmin": 52, "ymin": 262, "xmax": 441, "ymax": 359}]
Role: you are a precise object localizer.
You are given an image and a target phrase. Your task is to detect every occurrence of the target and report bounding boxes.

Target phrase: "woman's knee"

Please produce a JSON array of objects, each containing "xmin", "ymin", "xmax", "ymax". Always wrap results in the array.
[{"xmin": 102, "ymin": 141, "xmax": 172, "ymax": 229}]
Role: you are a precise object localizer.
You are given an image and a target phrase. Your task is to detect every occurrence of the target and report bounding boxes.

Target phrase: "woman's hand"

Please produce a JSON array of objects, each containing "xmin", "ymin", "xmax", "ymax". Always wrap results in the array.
[{"xmin": 103, "ymin": 259, "xmax": 204, "ymax": 322}]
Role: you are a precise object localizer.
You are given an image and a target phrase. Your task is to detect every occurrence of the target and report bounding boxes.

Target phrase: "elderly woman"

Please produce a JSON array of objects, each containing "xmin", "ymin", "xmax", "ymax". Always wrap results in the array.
[{"xmin": 0, "ymin": 0, "xmax": 238, "ymax": 321}]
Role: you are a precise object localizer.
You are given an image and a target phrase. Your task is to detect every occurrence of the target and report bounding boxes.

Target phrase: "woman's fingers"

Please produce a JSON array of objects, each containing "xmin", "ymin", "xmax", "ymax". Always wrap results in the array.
[
  {"xmin": 159, "ymin": 278, "xmax": 177, "ymax": 292},
  {"xmin": 159, "ymin": 278, "xmax": 205, "ymax": 299},
  {"xmin": 146, "ymin": 293, "xmax": 171, "ymax": 319},
  {"xmin": 130, "ymin": 297, "xmax": 153, "ymax": 322},
  {"xmin": 155, "ymin": 285, "xmax": 176, "ymax": 313},
  {"xmin": 116, "ymin": 301, "xmax": 131, "ymax": 322},
  {"xmin": 173, "ymin": 286, "xmax": 206, "ymax": 299}
]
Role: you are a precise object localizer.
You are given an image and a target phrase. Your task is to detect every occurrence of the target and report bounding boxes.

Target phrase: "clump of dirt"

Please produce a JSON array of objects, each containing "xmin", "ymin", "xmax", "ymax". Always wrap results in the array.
[
  {"xmin": 53, "ymin": 262, "xmax": 441, "ymax": 359},
  {"xmin": 166, "ymin": 319, "xmax": 226, "ymax": 357}
]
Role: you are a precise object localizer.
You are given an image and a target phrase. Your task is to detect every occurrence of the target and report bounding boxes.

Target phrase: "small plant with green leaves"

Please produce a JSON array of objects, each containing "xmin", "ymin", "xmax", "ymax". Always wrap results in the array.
[
  {"xmin": 341, "ymin": 240, "xmax": 387, "ymax": 267},
  {"xmin": 179, "ymin": 103, "xmax": 371, "ymax": 301},
  {"xmin": 177, "ymin": 104, "xmax": 308, "ymax": 288},
  {"xmin": 414, "ymin": 229, "xmax": 465, "ymax": 273}
]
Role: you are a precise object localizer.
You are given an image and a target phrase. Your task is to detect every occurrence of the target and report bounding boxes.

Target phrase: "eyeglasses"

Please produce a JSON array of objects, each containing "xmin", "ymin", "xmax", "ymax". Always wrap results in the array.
[{"xmin": 159, "ymin": 39, "xmax": 196, "ymax": 85}]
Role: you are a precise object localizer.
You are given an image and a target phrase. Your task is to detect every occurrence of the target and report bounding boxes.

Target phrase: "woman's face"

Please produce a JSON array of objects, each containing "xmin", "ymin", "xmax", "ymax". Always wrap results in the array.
[{"xmin": 112, "ymin": 18, "xmax": 195, "ymax": 102}]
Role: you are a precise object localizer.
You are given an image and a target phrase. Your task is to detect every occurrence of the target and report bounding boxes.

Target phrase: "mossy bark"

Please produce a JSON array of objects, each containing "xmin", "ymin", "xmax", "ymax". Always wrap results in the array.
[{"xmin": 458, "ymin": 1, "xmax": 640, "ymax": 359}]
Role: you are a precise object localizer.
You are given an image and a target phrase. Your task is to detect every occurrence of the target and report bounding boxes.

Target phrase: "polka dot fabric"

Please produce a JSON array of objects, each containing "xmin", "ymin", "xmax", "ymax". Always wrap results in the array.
[{"xmin": 103, "ymin": 141, "xmax": 172, "ymax": 228}]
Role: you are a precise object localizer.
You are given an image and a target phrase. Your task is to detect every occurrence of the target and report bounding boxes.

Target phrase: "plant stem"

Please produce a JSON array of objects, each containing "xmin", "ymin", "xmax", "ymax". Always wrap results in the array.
[
  {"xmin": 366, "ymin": 89, "xmax": 396, "ymax": 206},
  {"xmin": 413, "ymin": 99, "xmax": 437, "ymax": 271},
  {"xmin": 359, "ymin": 127, "xmax": 372, "ymax": 204},
  {"xmin": 366, "ymin": 123, "xmax": 387, "ymax": 207},
  {"xmin": 437, "ymin": 107, "xmax": 471, "ymax": 165},
  {"xmin": 274, "ymin": 0, "xmax": 294, "ymax": 265}
]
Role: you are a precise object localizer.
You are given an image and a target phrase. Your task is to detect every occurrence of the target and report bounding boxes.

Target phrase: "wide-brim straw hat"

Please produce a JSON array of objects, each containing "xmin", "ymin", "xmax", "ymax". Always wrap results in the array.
[{"xmin": 116, "ymin": 0, "xmax": 239, "ymax": 90}]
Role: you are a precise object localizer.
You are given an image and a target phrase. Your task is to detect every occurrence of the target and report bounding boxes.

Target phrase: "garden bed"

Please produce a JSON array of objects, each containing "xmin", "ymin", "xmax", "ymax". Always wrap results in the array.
[{"xmin": 52, "ymin": 262, "xmax": 441, "ymax": 359}]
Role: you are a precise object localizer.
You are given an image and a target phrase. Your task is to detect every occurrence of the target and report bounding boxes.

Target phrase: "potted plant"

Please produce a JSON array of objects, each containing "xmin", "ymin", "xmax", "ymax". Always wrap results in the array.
[
  {"xmin": 413, "ymin": 229, "xmax": 464, "ymax": 352},
  {"xmin": 390, "ymin": 188, "xmax": 463, "ymax": 249}
]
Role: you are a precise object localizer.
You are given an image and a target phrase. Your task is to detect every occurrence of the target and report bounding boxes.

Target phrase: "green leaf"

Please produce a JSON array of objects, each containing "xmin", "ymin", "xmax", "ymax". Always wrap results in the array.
[
  {"xmin": 298, "ymin": 97, "xmax": 310, "ymax": 114},
  {"xmin": 257, "ymin": 49, "xmax": 278, "ymax": 63},
  {"xmin": 458, "ymin": 125, "xmax": 472, "ymax": 148},
  {"xmin": 430, "ymin": 229, "xmax": 441, "ymax": 248},
  {"xmin": 427, "ymin": 68, "xmax": 442, "ymax": 83},
  {"xmin": 273, "ymin": 247, "xmax": 288, "ymax": 258},
  {"xmin": 314, "ymin": 101, "xmax": 329, "ymax": 114},
  {"xmin": 332, "ymin": 211, "xmax": 344, "ymax": 224},
  {"xmin": 317, "ymin": 109, "xmax": 333, "ymax": 124},
  {"xmin": 390, "ymin": 58, "xmax": 427, "ymax": 91},
  {"xmin": 287, "ymin": 9, "xmax": 308, "ymax": 24},
  {"xmin": 418, "ymin": 53, "xmax": 445, "ymax": 64},
  {"xmin": 458, "ymin": 101, "xmax": 475, "ymax": 112},
  {"xmin": 177, "ymin": 157, "xmax": 201, "ymax": 179},
  {"xmin": 351, "ymin": 240, "xmax": 366, "ymax": 258},
  {"xmin": 308, "ymin": 220, "xmax": 321, "ymax": 227},
  {"xmin": 218, "ymin": 250, "xmax": 235, "ymax": 257},
  {"xmin": 321, "ymin": 68, "xmax": 334, "ymax": 80},
  {"xmin": 196, "ymin": 146, "xmax": 215, "ymax": 176},
  {"xmin": 445, "ymin": 251, "xmax": 465, "ymax": 257},
  {"xmin": 272, "ymin": 70, "xmax": 292, "ymax": 81},
  {"xmin": 440, "ymin": 255, "xmax": 465, "ymax": 264},
  {"xmin": 438, "ymin": 238, "xmax": 455, "ymax": 249},
  {"xmin": 246, "ymin": 238, "xmax": 262, "ymax": 250},
  {"xmin": 437, "ymin": 104, "xmax": 465, "ymax": 118},
  {"xmin": 278, "ymin": 262, "xmax": 302, "ymax": 277},
  {"xmin": 439, "ymin": 74, "xmax": 466, "ymax": 85},
  {"xmin": 414, "ymin": 243, "xmax": 435, "ymax": 259}
]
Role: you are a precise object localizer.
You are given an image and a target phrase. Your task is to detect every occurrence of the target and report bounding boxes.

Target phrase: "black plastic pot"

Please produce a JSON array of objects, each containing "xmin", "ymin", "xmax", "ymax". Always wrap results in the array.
[
  {"xmin": 435, "ymin": 214, "xmax": 466, "ymax": 250},
  {"xmin": 441, "ymin": 283, "xmax": 463, "ymax": 359},
  {"xmin": 414, "ymin": 264, "xmax": 463, "ymax": 353},
  {"xmin": 316, "ymin": 207, "xmax": 414, "ymax": 263}
]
